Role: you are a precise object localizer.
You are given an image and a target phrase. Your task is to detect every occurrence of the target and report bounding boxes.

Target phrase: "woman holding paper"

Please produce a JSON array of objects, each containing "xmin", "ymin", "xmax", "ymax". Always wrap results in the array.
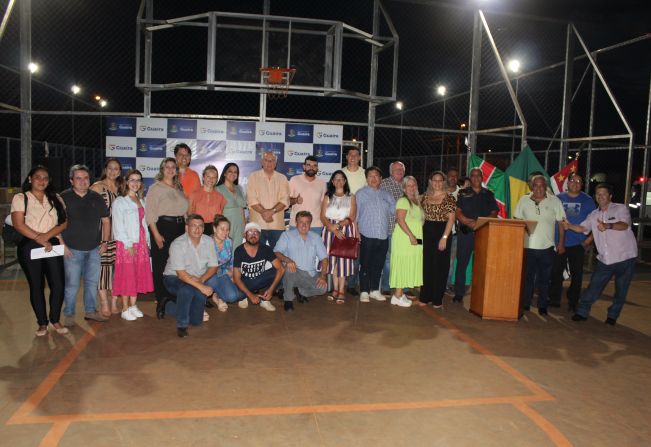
[
  {"xmin": 112, "ymin": 169, "xmax": 153, "ymax": 321},
  {"xmin": 11, "ymin": 165, "xmax": 68, "ymax": 337}
]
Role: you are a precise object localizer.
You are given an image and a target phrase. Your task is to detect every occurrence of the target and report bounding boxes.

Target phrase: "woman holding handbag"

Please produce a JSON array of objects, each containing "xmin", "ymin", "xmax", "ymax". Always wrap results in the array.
[{"xmin": 320, "ymin": 170, "xmax": 357, "ymax": 304}]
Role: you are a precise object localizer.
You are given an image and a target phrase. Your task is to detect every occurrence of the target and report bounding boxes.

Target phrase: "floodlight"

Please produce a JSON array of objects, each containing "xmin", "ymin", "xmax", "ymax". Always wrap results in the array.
[
  {"xmin": 436, "ymin": 85, "xmax": 447, "ymax": 97},
  {"xmin": 27, "ymin": 62, "xmax": 39, "ymax": 74},
  {"xmin": 94, "ymin": 95, "xmax": 101, "ymax": 101},
  {"xmin": 460, "ymin": 122, "xmax": 467, "ymax": 129},
  {"xmin": 507, "ymin": 59, "xmax": 521, "ymax": 73},
  {"xmin": 99, "ymin": 99, "xmax": 108, "ymax": 108},
  {"xmin": 395, "ymin": 101, "xmax": 404, "ymax": 111},
  {"xmin": 71, "ymin": 85, "xmax": 81, "ymax": 95}
]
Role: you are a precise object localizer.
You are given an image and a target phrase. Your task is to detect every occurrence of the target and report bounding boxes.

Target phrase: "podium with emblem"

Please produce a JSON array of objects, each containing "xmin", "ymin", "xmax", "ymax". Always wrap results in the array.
[{"xmin": 469, "ymin": 217, "xmax": 535, "ymax": 321}]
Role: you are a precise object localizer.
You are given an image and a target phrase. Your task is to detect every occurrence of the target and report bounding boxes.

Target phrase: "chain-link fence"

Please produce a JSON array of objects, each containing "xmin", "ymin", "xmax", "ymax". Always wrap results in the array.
[{"xmin": 1, "ymin": 0, "xmax": 649, "ymax": 203}]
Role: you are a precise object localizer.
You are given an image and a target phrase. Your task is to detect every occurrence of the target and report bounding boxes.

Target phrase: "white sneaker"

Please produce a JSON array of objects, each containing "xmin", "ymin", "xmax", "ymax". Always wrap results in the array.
[
  {"xmin": 369, "ymin": 290, "xmax": 387, "ymax": 302},
  {"xmin": 238, "ymin": 299, "xmax": 249, "ymax": 309},
  {"xmin": 217, "ymin": 299, "xmax": 228, "ymax": 312},
  {"xmin": 391, "ymin": 295, "xmax": 412, "ymax": 308},
  {"xmin": 121, "ymin": 309, "xmax": 137, "ymax": 321},
  {"xmin": 129, "ymin": 305, "xmax": 144, "ymax": 318},
  {"xmin": 359, "ymin": 292, "xmax": 370, "ymax": 303},
  {"xmin": 259, "ymin": 300, "xmax": 276, "ymax": 312}
]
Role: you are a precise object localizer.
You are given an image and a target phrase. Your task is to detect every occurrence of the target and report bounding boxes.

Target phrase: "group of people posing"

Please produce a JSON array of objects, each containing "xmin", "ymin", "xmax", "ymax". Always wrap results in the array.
[{"xmin": 11, "ymin": 143, "xmax": 637, "ymax": 338}]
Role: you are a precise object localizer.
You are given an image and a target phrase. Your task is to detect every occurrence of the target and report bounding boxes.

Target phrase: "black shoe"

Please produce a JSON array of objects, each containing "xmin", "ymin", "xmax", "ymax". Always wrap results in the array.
[
  {"xmin": 205, "ymin": 299, "xmax": 215, "ymax": 309},
  {"xmin": 346, "ymin": 287, "xmax": 358, "ymax": 297},
  {"xmin": 523, "ymin": 305, "xmax": 530, "ymax": 311},
  {"xmin": 538, "ymin": 308, "xmax": 548, "ymax": 316},
  {"xmin": 275, "ymin": 288, "xmax": 284, "ymax": 300},
  {"xmin": 605, "ymin": 317, "xmax": 616, "ymax": 326},
  {"xmin": 297, "ymin": 293, "xmax": 309, "ymax": 304},
  {"xmin": 177, "ymin": 327, "xmax": 189, "ymax": 338},
  {"xmin": 156, "ymin": 296, "xmax": 171, "ymax": 320},
  {"xmin": 571, "ymin": 314, "xmax": 587, "ymax": 322},
  {"xmin": 284, "ymin": 301, "xmax": 294, "ymax": 312},
  {"xmin": 452, "ymin": 295, "xmax": 463, "ymax": 303}
]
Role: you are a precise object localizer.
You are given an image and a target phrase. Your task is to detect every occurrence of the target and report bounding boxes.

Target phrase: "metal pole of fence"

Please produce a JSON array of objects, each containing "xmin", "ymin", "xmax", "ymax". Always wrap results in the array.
[
  {"xmin": 258, "ymin": 0, "xmax": 269, "ymax": 123},
  {"xmin": 440, "ymin": 98, "xmax": 445, "ymax": 170},
  {"xmin": 19, "ymin": 0, "xmax": 32, "ymax": 181},
  {"xmin": 367, "ymin": 0, "xmax": 380, "ymax": 167},
  {"xmin": 143, "ymin": 0, "xmax": 153, "ymax": 117},
  {"xmin": 585, "ymin": 64, "xmax": 596, "ymax": 194},
  {"xmin": 510, "ymin": 78, "xmax": 518, "ymax": 161},
  {"xmin": 467, "ymin": 10, "xmax": 482, "ymax": 155},
  {"xmin": 638, "ymin": 73, "xmax": 651, "ymax": 243},
  {"xmin": 559, "ymin": 24, "xmax": 574, "ymax": 170}
]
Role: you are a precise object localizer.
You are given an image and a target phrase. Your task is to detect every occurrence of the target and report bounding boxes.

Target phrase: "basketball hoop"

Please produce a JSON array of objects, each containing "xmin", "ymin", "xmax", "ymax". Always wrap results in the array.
[{"xmin": 260, "ymin": 67, "xmax": 296, "ymax": 99}]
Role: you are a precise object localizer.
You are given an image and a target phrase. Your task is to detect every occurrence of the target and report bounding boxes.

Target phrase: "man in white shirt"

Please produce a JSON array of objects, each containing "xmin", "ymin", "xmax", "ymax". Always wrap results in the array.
[{"xmin": 342, "ymin": 146, "xmax": 366, "ymax": 194}]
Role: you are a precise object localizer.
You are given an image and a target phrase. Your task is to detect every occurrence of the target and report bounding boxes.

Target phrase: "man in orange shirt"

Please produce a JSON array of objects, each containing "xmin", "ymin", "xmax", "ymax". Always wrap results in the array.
[{"xmin": 174, "ymin": 143, "xmax": 201, "ymax": 197}]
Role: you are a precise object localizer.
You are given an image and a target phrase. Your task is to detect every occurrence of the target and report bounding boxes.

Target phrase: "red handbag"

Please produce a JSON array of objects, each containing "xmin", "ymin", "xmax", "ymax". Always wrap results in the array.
[{"xmin": 330, "ymin": 236, "xmax": 360, "ymax": 259}]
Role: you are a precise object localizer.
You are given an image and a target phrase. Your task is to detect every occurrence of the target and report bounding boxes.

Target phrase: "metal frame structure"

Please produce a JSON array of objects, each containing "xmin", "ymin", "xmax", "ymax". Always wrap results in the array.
[{"xmin": 135, "ymin": 0, "xmax": 399, "ymax": 119}]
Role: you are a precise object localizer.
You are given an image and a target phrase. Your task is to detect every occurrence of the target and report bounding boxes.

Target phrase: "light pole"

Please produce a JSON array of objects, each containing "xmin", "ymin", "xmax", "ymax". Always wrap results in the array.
[
  {"xmin": 396, "ymin": 101, "xmax": 404, "ymax": 157},
  {"xmin": 71, "ymin": 85, "xmax": 80, "ymax": 149},
  {"xmin": 437, "ymin": 85, "xmax": 447, "ymax": 169},
  {"xmin": 507, "ymin": 59, "xmax": 521, "ymax": 160}
]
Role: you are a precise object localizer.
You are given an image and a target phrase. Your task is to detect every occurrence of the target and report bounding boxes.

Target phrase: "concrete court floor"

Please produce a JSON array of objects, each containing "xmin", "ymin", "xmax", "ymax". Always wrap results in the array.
[{"xmin": 1, "ymin": 263, "xmax": 650, "ymax": 447}]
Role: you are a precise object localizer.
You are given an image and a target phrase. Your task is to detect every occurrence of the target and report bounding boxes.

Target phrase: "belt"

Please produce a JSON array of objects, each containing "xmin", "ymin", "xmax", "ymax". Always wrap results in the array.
[{"xmin": 159, "ymin": 215, "xmax": 185, "ymax": 223}]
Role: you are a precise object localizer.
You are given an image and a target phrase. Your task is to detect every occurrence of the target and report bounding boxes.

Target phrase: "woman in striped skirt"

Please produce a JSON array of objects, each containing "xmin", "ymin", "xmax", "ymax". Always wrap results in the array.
[
  {"xmin": 90, "ymin": 158, "xmax": 123, "ymax": 317},
  {"xmin": 320, "ymin": 170, "xmax": 357, "ymax": 304}
]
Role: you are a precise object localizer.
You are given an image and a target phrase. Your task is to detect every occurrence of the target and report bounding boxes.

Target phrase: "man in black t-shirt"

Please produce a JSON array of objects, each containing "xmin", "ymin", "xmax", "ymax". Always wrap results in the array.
[
  {"xmin": 232, "ymin": 222, "xmax": 285, "ymax": 312},
  {"xmin": 453, "ymin": 168, "xmax": 499, "ymax": 303},
  {"xmin": 60, "ymin": 165, "xmax": 110, "ymax": 326}
]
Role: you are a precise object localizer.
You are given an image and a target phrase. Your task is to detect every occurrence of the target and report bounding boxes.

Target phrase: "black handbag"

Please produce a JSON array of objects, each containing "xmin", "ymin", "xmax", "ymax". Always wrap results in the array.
[{"xmin": 2, "ymin": 194, "xmax": 27, "ymax": 245}]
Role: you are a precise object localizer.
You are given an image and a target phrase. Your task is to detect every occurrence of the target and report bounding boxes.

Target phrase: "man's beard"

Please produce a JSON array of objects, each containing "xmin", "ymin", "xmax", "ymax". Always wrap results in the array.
[{"xmin": 305, "ymin": 169, "xmax": 317, "ymax": 177}]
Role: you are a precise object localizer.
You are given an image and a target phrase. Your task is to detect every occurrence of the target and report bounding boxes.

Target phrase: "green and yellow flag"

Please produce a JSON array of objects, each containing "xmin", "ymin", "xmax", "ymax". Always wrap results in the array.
[{"xmin": 504, "ymin": 145, "xmax": 548, "ymax": 217}]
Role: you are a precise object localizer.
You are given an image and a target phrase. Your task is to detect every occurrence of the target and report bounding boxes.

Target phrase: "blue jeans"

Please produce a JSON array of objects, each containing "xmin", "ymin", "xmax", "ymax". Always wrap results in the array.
[
  {"xmin": 360, "ymin": 236, "xmax": 388, "ymax": 293},
  {"xmin": 522, "ymin": 247, "xmax": 555, "ymax": 310},
  {"xmin": 260, "ymin": 229, "xmax": 284, "ymax": 251},
  {"xmin": 163, "ymin": 275, "xmax": 207, "ymax": 328},
  {"xmin": 240, "ymin": 268, "xmax": 277, "ymax": 294},
  {"xmin": 207, "ymin": 274, "xmax": 245, "ymax": 303},
  {"xmin": 576, "ymin": 258, "xmax": 636, "ymax": 320},
  {"xmin": 63, "ymin": 247, "xmax": 101, "ymax": 316}
]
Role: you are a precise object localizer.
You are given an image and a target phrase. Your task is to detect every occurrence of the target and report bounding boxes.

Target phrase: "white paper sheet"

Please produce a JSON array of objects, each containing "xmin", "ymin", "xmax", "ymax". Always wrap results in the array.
[{"xmin": 30, "ymin": 244, "xmax": 65, "ymax": 260}]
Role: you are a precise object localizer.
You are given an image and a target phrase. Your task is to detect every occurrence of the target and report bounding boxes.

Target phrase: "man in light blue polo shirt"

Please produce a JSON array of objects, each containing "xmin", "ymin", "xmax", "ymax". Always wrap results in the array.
[
  {"xmin": 161, "ymin": 214, "xmax": 218, "ymax": 338},
  {"xmin": 274, "ymin": 211, "xmax": 329, "ymax": 312}
]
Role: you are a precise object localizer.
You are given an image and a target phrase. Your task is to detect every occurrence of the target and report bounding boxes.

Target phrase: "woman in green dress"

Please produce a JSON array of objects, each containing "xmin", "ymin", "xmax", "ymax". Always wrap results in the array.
[
  {"xmin": 389, "ymin": 176, "xmax": 424, "ymax": 307},
  {"xmin": 216, "ymin": 163, "xmax": 247, "ymax": 249}
]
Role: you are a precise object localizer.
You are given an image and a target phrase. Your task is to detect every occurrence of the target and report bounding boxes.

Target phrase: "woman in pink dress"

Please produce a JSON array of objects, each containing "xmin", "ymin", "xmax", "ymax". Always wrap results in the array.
[{"xmin": 111, "ymin": 169, "xmax": 154, "ymax": 321}]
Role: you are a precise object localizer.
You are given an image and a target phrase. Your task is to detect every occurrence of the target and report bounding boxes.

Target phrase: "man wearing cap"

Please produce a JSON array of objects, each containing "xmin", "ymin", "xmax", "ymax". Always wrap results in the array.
[
  {"xmin": 159, "ymin": 214, "xmax": 217, "ymax": 338},
  {"xmin": 246, "ymin": 151, "xmax": 290, "ymax": 249},
  {"xmin": 232, "ymin": 222, "xmax": 285, "ymax": 312},
  {"xmin": 274, "ymin": 211, "xmax": 329, "ymax": 312}
]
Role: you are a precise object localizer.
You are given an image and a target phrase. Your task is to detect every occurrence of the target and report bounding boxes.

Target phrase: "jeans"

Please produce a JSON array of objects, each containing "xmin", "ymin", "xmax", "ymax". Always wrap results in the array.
[
  {"xmin": 359, "ymin": 236, "xmax": 388, "ymax": 293},
  {"xmin": 549, "ymin": 245, "xmax": 585, "ymax": 308},
  {"xmin": 347, "ymin": 258, "xmax": 360, "ymax": 289},
  {"xmin": 576, "ymin": 258, "xmax": 636, "ymax": 320},
  {"xmin": 454, "ymin": 232, "xmax": 474, "ymax": 297},
  {"xmin": 522, "ymin": 247, "xmax": 555, "ymax": 310},
  {"xmin": 207, "ymin": 274, "xmax": 244, "ymax": 303},
  {"xmin": 163, "ymin": 275, "xmax": 207, "ymax": 328},
  {"xmin": 260, "ymin": 229, "xmax": 284, "ymax": 250},
  {"xmin": 18, "ymin": 238, "xmax": 65, "ymax": 326},
  {"xmin": 63, "ymin": 247, "xmax": 101, "ymax": 316},
  {"xmin": 240, "ymin": 268, "xmax": 278, "ymax": 294},
  {"xmin": 282, "ymin": 269, "xmax": 327, "ymax": 301}
]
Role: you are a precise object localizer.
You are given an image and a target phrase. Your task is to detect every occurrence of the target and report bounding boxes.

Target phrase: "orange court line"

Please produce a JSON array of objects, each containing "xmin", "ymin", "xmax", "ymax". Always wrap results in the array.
[
  {"xmin": 38, "ymin": 422, "xmax": 70, "ymax": 447},
  {"xmin": 421, "ymin": 306, "xmax": 553, "ymax": 400},
  {"xmin": 7, "ymin": 323, "xmax": 101, "ymax": 424},
  {"xmin": 15, "ymin": 394, "xmax": 553, "ymax": 424},
  {"xmin": 513, "ymin": 401, "xmax": 573, "ymax": 446}
]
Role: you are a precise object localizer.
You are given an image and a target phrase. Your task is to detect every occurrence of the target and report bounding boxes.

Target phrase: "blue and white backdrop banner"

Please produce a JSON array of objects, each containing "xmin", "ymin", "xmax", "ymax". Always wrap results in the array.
[{"xmin": 106, "ymin": 117, "xmax": 343, "ymax": 191}]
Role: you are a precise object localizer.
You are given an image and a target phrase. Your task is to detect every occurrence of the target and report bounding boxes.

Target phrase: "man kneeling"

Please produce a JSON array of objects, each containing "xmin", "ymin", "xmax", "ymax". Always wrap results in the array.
[
  {"xmin": 160, "ymin": 214, "xmax": 217, "ymax": 337},
  {"xmin": 232, "ymin": 222, "xmax": 285, "ymax": 311},
  {"xmin": 274, "ymin": 211, "xmax": 329, "ymax": 312}
]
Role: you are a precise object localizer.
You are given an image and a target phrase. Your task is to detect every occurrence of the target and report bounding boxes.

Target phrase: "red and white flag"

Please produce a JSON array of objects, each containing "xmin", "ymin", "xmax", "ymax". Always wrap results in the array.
[{"xmin": 551, "ymin": 159, "xmax": 578, "ymax": 194}]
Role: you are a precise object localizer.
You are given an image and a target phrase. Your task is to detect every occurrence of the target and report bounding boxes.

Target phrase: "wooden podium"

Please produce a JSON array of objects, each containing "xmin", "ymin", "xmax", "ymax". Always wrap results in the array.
[{"xmin": 469, "ymin": 218, "xmax": 535, "ymax": 321}]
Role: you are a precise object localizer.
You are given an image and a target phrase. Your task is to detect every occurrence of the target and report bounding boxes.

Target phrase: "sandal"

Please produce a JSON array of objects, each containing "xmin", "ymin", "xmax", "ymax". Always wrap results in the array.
[
  {"xmin": 35, "ymin": 325, "xmax": 48, "ymax": 337},
  {"xmin": 335, "ymin": 291, "xmax": 345, "ymax": 304},
  {"xmin": 327, "ymin": 291, "xmax": 336, "ymax": 301},
  {"xmin": 50, "ymin": 323, "xmax": 69, "ymax": 335}
]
